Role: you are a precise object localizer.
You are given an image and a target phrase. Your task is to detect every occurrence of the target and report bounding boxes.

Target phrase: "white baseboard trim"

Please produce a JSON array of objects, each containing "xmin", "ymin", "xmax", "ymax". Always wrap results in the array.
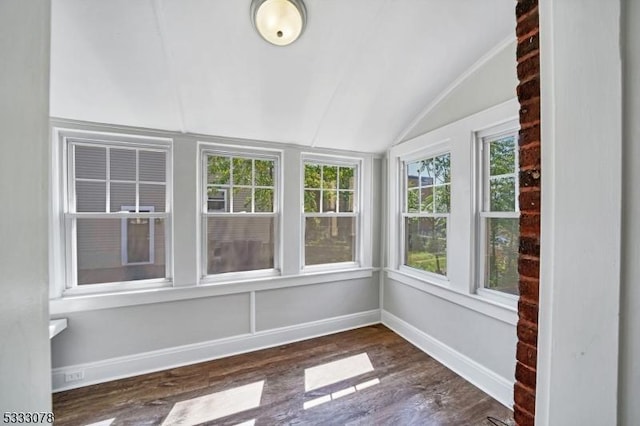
[
  {"xmin": 52, "ymin": 309, "xmax": 381, "ymax": 392},
  {"xmin": 381, "ymin": 310, "xmax": 514, "ymax": 408}
]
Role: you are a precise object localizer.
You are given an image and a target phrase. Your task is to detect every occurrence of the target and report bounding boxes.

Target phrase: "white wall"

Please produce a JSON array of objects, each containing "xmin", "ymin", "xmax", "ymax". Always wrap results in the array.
[
  {"xmin": 402, "ymin": 40, "xmax": 518, "ymax": 142},
  {"xmin": 384, "ymin": 280, "xmax": 517, "ymax": 381},
  {"xmin": 0, "ymin": 0, "xmax": 52, "ymax": 412},
  {"xmin": 619, "ymin": 0, "xmax": 640, "ymax": 423}
]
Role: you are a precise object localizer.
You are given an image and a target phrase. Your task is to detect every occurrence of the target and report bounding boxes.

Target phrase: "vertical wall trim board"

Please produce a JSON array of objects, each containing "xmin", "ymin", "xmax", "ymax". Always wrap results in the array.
[
  {"xmin": 250, "ymin": 291, "xmax": 256, "ymax": 334},
  {"xmin": 537, "ymin": 0, "xmax": 622, "ymax": 424}
]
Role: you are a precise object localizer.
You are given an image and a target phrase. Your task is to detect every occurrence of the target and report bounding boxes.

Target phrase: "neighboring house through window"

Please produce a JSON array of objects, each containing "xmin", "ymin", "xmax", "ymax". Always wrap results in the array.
[{"xmin": 65, "ymin": 141, "xmax": 170, "ymax": 288}]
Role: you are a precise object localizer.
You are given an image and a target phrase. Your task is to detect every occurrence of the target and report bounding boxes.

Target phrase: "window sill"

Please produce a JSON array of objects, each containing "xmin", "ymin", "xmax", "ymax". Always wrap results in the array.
[
  {"xmin": 301, "ymin": 261, "xmax": 360, "ymax": 274},
  {"xmin": 397, "ymin": 265, "xmax": 450, "ymax": 287},
  {"xmin": 49, "ymin": 318, "xmax": 68, "ymax": 339},
  {"xmin": 385, "ymin": 268, "xmax": 518, "ymax": 325},
  {"xmin": 50, "ymin": 267, "xmax": 376, "ymax": 315},
  {"xmin": 61, "ymin": 278, "xmax": 173, "ymax": 297}
]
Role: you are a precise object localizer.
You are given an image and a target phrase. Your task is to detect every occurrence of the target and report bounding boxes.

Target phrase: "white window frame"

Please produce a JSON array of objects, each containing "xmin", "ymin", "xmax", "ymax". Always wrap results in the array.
[
  {"xmin": 301, "ymin": 155, "xmax": 362, "ymax": 271},
  {"xmin": 60, "ymin": 136, "xmax": 173, "ymax": 296},
  {"xmin": 399, "ymin": 148, "xmax": 451, "ymax": 283},
  {"xmin": 475, "ymin": 120, "xmax": 520, "ymax": 305},
  {"xmin": 199, "ymin": 145, "xmax": 281, "ymax": 282},
  {"xmin": 120, "ymin": 205, "xmax": 155, "ymax": 266}
]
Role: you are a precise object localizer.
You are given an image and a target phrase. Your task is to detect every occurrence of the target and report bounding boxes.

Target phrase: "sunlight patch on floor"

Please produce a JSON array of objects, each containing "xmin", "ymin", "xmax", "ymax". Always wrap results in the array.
[
  {"xmin": 304, "ymin": 353, "xmax": 374, "ymax": 392},
  {"xmin": 303, "ymin": 378, "xmax": 380, "ymax": 410},
  {"xmin": 162, "ymin": 380, "xmax": 264, "ymax": 426},
  {"xmin": 84, "ymin": 419, "xmax": 115, "ymax": 426}
]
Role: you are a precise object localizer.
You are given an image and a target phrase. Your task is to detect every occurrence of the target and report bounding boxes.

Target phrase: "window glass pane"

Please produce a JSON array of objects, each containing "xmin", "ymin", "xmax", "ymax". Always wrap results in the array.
[
  {"xmin": 207, "ymin": 187, "xmax": 229, "ymax": 212},
  {"xmin": 140, "ymin": 184, "xmax": 166, "ymax": 213},
  {"xmin": 232, "ymin": 157, "xmax": 252, "ymax": 185},
  {"xmin": 433, "ymin": 154, "xmax": 451, "ymax": 184},
  {"xmin": 255, "ymin": 159, "xmax": 274, "ymax": 186},
  {"xmin": 434, "ymin": 185, "xmax": 450, "ymax": 214},
  {"xmin": 232, "ymin": 187, "xmax": 252, "ymax": 212},
  {"xmin": 339, "ymin": 167, "xmax": 355, "ymax": 190},
  {"xmin": 304, "ymin": 190, "xmax": 321, "ymax": 213},
  {"xmin": 490, "ymin": 177, "xmax": 516, "ymax": 211},
  {"xmin": 489, "ymin": 137, "xmax": 516, "ymax": 176},
  {"xmin": 484, "ymin": 217, "xmax": 519, "ymax": 295},
  {"xmin": 206, "ymin": 216, "xmax": 275, "ymax": 274},
  {"xmin": 76, "ymin": 181, "xmax": 106, "ymax": 212},
  {"xmin": 139, "ymin": 150, "xmax": 166, "ymax": 182},
  {"xmin": 406, "ymin": 161, "xmax": 420, "ymax": 188},
  {"xmin": 75, "ymin": 145, "xmax": 106, "ymax": 180},
  {"xmin": 322, "ymin": 190, "xmax": 337, "ymax": 212},
  {"xmin": 420, "ymin": 187, "xmax": 433, "ymax": 213},
  {"xmin": 255, "ymin": 188, "xmax": 274, "ymax": 212},
  {"xmin": 407, "ymin": 188, "xmax": 420, "ymax": 213},
  {"xmin": 110, "ymin": 183, "xmax": 135, "ymax": 213},
  {"xmin": 304, "ymin": 164, "xmax": 321, "ymax": 189},
  {"xmin": 208, "ymin": 156, "xmax": 230, "ymax": 185},
  {"xmin": 404, "ymin": 217, "xmax": 447, "ymax": 276},
  {"xmin": 419, "ymin": 158, "xmax": 434, "ymax": 184},
  {"xmin": 339, "ymin": 191, "xmax": 354, "ymax": 213},
  {"xmin": 322, "ymin": 165, "xmax": 338, "ymax": 189},
  {"xmin": 110, "ymin": 148, "xmax": 136, "ymax": 181},
  {"xmin": 305, "ymin": 217, "xmax": 355, "ymax": 265},
  {"xmin": 76, "ymin": 218, "xmax": 165, "ymax": 285}
]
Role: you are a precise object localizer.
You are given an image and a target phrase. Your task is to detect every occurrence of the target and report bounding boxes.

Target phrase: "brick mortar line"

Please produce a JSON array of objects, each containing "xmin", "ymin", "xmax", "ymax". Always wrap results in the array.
[
  {"xmin": 516, "ymin": 5, "xmax": 539, "ymax": 23},
  {"xmin": 519, "ymin": 120, "xmax": 541, "ymax": 130},
  {"xmin": 517, "ymin": 28, "xmax": 540, "ymax": 43},
  {"xmin": 517, "ymin": 50, "xmax": 540, "ymax": 65}
]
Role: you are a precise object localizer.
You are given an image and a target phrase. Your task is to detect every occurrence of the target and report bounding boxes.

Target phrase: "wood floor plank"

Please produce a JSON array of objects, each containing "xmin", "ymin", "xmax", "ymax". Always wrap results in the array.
[{"xmin": 52, "ymin": 325, "xmax": 513, "ymax": 426}]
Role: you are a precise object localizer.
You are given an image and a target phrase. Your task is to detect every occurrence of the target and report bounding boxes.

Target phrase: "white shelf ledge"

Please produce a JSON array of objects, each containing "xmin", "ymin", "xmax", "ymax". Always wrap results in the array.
[{"xmin": 49, "ymin": 318, "xmax": 67, "ymax": 339}]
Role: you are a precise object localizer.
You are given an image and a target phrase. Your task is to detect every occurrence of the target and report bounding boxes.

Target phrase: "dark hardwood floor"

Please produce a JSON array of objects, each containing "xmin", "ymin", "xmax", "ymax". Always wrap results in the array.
[{"xmin": 52, "ymin": 325, "xmax": 513, "ymax": 426}]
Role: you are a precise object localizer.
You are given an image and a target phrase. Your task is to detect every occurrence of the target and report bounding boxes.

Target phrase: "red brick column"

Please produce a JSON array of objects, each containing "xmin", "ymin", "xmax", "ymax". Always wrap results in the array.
[{"xmin": 514, "ymin": 1, "xmax": 541, "ymax": 425}]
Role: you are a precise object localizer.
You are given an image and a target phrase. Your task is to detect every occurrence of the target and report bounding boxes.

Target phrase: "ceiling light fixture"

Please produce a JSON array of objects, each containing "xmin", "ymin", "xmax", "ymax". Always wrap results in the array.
[{"xmin": 250, "ymin": 0, "xmax": 307, "ymax": 46}]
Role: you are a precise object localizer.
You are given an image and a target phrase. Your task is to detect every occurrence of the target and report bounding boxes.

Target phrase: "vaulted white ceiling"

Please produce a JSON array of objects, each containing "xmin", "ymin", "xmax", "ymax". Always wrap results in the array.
[{"xmin": 50, "ymin": 0, "xmax": 516, "ymax": 153}]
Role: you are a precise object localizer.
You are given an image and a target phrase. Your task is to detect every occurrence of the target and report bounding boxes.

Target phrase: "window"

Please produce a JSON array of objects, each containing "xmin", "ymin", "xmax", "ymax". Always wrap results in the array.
[
  {"xmin": 203, "ymin": 152, "xmax": 278, "ymax": 276},
  {"xmin": 66, "ymin": 142, "xmax": 170, "ymax": 287},
  {"xmin": 478, "ymin": 132, "xmax": 519, "ymax": 295},
  {"xmin": 402, "ymin": 153, "xmax": 450, "ymax": 276},
  {"xmin": 303, "ymin": 160, "xmax": 358, "ymax": 267}
]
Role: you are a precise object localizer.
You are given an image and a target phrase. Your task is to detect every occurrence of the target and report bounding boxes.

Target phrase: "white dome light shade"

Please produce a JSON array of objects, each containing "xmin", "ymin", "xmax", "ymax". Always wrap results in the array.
[{"xmin": 251, "ymin": 0, "xmax": 306, "ymax": 46}]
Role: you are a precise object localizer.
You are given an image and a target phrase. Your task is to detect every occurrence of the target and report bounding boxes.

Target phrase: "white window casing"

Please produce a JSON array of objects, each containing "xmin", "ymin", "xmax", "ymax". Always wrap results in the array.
[{"xmin": 53, "ymin": 129, "xmax": 173, "ymax": 296}]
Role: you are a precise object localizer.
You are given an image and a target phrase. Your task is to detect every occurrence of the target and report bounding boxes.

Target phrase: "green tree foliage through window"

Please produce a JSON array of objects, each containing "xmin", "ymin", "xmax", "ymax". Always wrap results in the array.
[
  {"xmin": 303, "ymin": 162, "xmax": 357, "ymax": 266},
  {"xmin": 204, "ymin": 153, "xmax": 277, "ymax": 275},
  {"xmin": 404, "ymin": 153, "xmax": 450, "ymax": 276},
  {"xmin": 207, "ymin": 155, "xmax": 275, "ymax": 213},
  {"xmin": 483, "ymin": 135, "xmax": 519, "ymax": 294}
]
